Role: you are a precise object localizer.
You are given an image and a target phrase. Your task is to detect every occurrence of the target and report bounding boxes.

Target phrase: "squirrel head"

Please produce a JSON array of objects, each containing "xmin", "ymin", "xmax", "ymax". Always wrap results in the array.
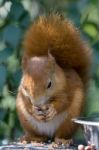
[{"xmin": 20, "ymin": 52, "xmax": 66, "ymax": 106}]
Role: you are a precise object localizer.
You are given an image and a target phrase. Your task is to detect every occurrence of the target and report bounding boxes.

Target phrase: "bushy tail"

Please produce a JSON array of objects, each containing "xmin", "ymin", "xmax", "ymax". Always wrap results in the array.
[{"xmin": 23, "ymin": 14, "xmax": 91, "ymax": 87}]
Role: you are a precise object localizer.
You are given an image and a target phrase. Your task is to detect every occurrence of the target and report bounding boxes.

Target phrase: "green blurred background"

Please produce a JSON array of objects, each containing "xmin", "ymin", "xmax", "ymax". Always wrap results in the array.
[{"xmin": 0, "ymin": 0, "xmax": 99, "ymax": 145}]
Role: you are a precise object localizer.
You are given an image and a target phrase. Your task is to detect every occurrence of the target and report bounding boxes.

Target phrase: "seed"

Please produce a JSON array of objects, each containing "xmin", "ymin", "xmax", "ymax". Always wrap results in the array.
[
  {"xmin": 85, "ymin": 145, "xmax": 92, "ymax": 150},
  {"xmin": 91, "ymin": 144, "xmax": 96, "ymax": 149},
  {"xmin": 22, "ymin": 140, "xmax": 27, "ymax": 144},
  {"xmin": 78, "ymin": 145, "xmax": 85, "ymax": 150}
]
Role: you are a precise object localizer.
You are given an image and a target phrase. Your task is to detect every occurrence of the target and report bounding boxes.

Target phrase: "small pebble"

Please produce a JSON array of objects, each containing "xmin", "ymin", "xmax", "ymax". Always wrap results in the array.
[
  {"xmin": 48, "ymin": 144, "xmax": 54, "ymax": 150},
  {"xmin": 52, "ymin": 142, "xmax": 59, "ymax": 148},
  {"xmin": 48, "ymin": 139, "xmax": 51, "ymax": 144},
  {"xmin": 22, "ymin": 140, "xmax": 27, "ymax": 144},
  {"xmin": 62, "ymin": 143, "xmax": 68, "ymax": 149},
  {"xmin": 31, "ymin": 141, "xmax": 44, "ymax": 147}
]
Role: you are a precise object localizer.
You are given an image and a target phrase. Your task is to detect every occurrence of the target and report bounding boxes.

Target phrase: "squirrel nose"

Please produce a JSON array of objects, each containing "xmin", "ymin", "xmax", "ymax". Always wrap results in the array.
[
  {"xmin": 34, "ymin": 96, "xmax": 47, "ymax": 106},
  {"xmin": 35, "ymin": 105, "xmax": 49, "ymax": 111}
]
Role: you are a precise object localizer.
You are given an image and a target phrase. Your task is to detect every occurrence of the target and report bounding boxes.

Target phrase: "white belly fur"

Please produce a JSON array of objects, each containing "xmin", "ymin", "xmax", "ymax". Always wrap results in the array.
[{"xmin": 18, "ymin": 98, "xmax": 67, "ymax": 137}]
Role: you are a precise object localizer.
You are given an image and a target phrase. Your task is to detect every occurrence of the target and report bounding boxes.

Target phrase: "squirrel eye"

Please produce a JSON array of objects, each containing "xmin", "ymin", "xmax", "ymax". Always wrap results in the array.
[{"xmin": 47, "ymin": 81, "xmax": 52, "ymax": 89}]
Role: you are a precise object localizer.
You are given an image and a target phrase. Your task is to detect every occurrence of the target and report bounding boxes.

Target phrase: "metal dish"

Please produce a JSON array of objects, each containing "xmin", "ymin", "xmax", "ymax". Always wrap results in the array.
[{"xmin": 73, "ymin": 116, "xmax": 99, "ymax": 149}]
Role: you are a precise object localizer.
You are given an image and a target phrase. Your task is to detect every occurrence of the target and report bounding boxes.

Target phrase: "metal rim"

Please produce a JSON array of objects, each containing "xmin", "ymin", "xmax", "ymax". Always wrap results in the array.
[{"xmin": 72, "ymin": 118, "xmax": 99, "ymax": 126}]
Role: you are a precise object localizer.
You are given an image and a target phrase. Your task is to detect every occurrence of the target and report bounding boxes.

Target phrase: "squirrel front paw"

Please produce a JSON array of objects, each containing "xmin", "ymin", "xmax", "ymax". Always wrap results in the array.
[
  {"xmin": 32, "ymin": 106, "xmax": 45, "ymax": 121},
  {"xmin": 45, "ymin": 104, "xmax": 57, "ymax": 121},
  {"xmin": 32, "ymin": 104, "xmax": 57, "ymax": 121},
  {"xmin": 52, "ymin": 138, "xmax": 73, "ymax": 149}
]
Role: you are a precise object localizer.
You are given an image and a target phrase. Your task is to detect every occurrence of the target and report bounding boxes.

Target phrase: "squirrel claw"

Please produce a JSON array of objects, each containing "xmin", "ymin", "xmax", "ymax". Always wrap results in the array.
[
  {"xmin": 45, "ymin": 104, "xmax": 57, "ymax": 121},
  {"xmin": 54, "ymin": 138, "xmax": 73, "ymax": 147}
]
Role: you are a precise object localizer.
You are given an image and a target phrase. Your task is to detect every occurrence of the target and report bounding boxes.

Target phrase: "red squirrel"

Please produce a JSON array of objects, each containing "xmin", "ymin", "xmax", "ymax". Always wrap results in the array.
[{"xmin": 16, "ymin": 14, "xmax": 91, "ymax": 144}]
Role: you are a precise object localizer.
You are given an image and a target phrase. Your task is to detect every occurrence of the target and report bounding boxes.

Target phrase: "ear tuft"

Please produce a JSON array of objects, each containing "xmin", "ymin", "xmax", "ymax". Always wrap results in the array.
[{"xmin": 48, "ymin": 49, "xmax": 55, "ymax": 62}]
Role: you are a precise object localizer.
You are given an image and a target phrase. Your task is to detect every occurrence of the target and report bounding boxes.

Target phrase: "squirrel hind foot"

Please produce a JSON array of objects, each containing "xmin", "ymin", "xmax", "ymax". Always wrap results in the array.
[
  {"xmin": 52, "ymin": 137, "xmax": 73, "ymax": 148},
  {"xmin": 19, "ymin": 134, "xmax": 48, "ymax": 143}
]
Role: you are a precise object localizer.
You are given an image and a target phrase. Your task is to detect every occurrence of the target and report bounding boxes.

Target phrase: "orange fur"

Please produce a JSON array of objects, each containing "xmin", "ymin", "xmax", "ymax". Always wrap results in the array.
[
  {"xmin": 16, "ymin": 14, "xmax": 91, "ymax": 144},
  {"xmin": 23, "ymin": 14, "xmax": 91, "ymax": 85}
]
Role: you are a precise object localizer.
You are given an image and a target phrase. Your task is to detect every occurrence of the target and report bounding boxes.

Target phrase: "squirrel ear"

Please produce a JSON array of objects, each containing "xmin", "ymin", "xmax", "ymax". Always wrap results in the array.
[
  {"xmin": 22, "ymin": 54, "xmax": 29, "ymax": 70},
  {"xmin": 48, "ymin": 49, "xmax": 55, "ymax": 63}
]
